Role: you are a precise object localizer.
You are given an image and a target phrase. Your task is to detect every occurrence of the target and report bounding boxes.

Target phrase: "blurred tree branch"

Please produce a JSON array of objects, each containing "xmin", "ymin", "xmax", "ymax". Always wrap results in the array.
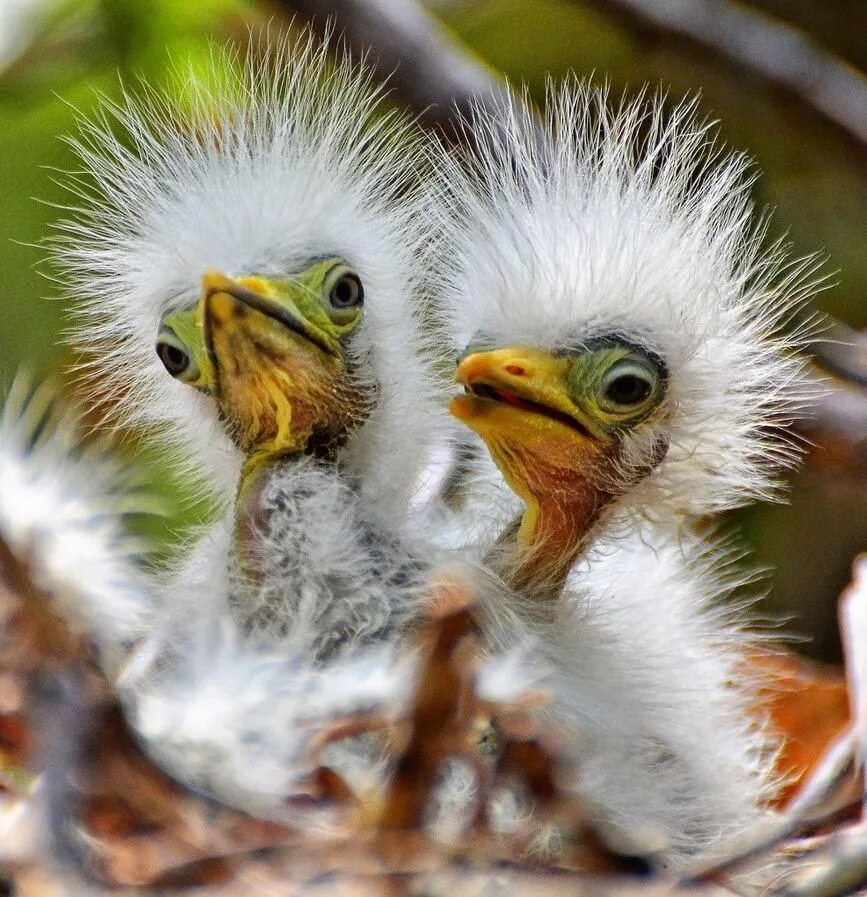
[
  {"xmin": 265, "ymin": 0, "xmax": 511, "ymax": 140},
  {"xmin": 578, "ymin": 0, "xmax": 867, "ymax": 148},
  {"xmin": 576, "ymin": 0, "xmax": 867, "ymax": 398},
  {"xmin": 801, "ymin": 374, "xmax": 867, "ymax": 473},
  {"xmin": 814, "ymin": 319, "xmax": 867, "ymax": 390}
]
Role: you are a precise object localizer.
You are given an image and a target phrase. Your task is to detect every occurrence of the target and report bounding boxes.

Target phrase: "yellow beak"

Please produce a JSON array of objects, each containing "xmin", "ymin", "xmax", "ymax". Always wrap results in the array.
[
  {"xmin": 198, "ymin": 271, "xmax": 356, "ymax": 460},
  {"xmin": 450, "ymin": 346, "xmax": 603, "ymax": 450}
]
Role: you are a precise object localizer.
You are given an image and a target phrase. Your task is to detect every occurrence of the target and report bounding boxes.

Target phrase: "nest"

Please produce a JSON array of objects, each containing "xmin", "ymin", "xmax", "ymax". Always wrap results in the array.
[{"xmin": 1, "ymin": 536, "xmax": 866, "ymax": 897}]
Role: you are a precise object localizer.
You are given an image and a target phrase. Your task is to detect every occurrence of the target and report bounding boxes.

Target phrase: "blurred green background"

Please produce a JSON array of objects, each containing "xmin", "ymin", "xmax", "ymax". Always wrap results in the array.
[{"xmin": 0, "ymin": 0, "xmax": 864, "ymax": 659}]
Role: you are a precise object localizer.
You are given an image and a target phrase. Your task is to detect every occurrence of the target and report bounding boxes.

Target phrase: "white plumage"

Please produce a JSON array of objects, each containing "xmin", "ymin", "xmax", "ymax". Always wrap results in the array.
[
  {"xmin": 0, "ymin": 376, "xmax": 151, "ymax": 675},
  {"xmin": 434, "ymin": 82, "xmax": 820, "ymax": 862},
  {"xmin": 44, "ymin": 33, "xmax": 452, "ymax": 817},
  {"xmin": 441, "ymin": 84, "xmax": 816, "ymax": 520}
]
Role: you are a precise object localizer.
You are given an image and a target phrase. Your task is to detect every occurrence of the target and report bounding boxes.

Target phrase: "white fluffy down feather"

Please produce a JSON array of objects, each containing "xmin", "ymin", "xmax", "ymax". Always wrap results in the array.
[
  {"xmin": 432, "ymin": 82, "xmax": 821, "ymax": 863},
  {"xmin": 0, "ymin": 376, "xmax": 151, "ymax": 674},
  {"xmin": 53, "ymin": 32, "xmax": 445, "ymax": 525},
  {"xmin": 122, "ymin": 617, "xmax": 418, "ymax": 821}
]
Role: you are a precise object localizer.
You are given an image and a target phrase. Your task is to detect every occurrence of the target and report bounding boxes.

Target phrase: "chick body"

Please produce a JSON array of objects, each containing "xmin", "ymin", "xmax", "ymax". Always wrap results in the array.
[
  {"xmin": 435, "ymin": 83, "xmax": 817, "ymax": 863},
  {"xmin": 50, "ymin": 33, "xmax": 447, "ymax": 819}
]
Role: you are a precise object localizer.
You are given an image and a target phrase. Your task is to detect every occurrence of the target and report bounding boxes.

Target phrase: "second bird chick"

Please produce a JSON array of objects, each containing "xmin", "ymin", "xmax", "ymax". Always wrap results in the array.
[{"xmin": 437, "ymin": 83, "xmax": 817, "ymax": 863}]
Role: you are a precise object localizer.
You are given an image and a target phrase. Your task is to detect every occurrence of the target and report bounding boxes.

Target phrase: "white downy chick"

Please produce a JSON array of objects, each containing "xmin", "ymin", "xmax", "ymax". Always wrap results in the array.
[
  {"xmin": 47, "ymin": 33, "xmax": 450, "ymax": 818},
  {"xmin": 435, "ymin": 82, "xmax": 819, "ymax": 864}
]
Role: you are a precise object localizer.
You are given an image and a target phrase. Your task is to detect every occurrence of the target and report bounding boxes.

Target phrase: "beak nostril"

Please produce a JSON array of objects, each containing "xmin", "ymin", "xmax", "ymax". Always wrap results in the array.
[{"xmin": 505, "ymin": 364, "xmax": 526, "ymax": 377}]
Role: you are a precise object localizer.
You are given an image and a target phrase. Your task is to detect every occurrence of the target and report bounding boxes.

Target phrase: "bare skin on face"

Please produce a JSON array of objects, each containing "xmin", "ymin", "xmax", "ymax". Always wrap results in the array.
[
  {"xmin": 452, "ymin": 347, "xmax": 623, "ymax": 599},
  {"xmin": 156, "ymin": 263, "xmax": 368, "ymax": 581}
]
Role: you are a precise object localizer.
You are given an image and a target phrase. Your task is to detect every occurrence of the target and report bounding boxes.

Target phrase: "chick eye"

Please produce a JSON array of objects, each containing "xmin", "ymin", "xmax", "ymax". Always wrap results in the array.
[
  {"xmin": 327, "ymin": 271, "xmax": 364, "ymax": 309},
  {"xmin": 156, "ymin": 330, "xmax": 199, "ymax": 382},
  {"xmin": 596, "ymin": 356, "xmax": 662, "ymax": 417},
  {"xmin": 158, "ymin": 342, "xmax": 189, "ymax": 374},
  {"xmin": 604, "ymin": 372, "xmax": 652, "ymax": 407}
]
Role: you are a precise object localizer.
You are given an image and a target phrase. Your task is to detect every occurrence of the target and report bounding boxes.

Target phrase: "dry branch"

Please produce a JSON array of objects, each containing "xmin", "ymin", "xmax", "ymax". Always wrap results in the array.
[
  {"xmin": 811, "ymin": 318, "xmax": 867, "ymax": 390},
  {"xmin": 268, "ymin": 0, "xmax": 510, "ymax": 140},
  {"xmin": 578, "ymin": 0, "xmax": 867, "ymax": 148}
]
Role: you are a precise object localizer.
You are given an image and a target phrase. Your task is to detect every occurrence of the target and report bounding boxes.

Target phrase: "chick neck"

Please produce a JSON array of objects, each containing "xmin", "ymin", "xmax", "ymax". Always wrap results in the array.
[
  {"xmin": 498, "ymin": 452, "xmax": 616, "ymax": 605},
  {"xmin": 233, "ymin": 430, "xmax": 349, "ymax": 584}
]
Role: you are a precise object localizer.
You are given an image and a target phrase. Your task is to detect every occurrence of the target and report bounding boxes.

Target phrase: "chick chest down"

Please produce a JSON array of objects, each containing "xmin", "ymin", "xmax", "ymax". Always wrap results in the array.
[{"xmin": 228, "ymin": 456, "xmax": 430, "ymax": 658}]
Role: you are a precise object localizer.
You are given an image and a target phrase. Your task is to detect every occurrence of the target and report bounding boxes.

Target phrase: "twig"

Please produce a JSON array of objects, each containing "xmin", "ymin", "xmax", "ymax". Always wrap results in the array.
[
  {"xmin": 810, "ymin": 319, "xmax": 867, "ymax": 391},
  {"xmin": 796, "ymin": 373, "xmax": 867, "ymax": 473},
  {"xmin": 268, "ymin": 0, "xmax": 512, "ymax": 140},
  {"xmin": 577, "ymin": 0, "xmax": 867, "ymax": 148}
]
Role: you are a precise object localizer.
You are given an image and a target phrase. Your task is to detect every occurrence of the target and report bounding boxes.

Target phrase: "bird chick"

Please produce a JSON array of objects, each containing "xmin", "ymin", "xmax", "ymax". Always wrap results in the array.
[
  {"xmin": 48, "ymin": 33, "xmax": 448, "ymax": 818},
  {"xmin": 436, "ymin": 82, "xmax": 819, "ymax": 864}
]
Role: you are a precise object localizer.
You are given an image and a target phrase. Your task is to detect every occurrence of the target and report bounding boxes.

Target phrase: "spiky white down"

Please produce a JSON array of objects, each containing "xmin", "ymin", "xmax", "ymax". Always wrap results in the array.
[
  {"xmin": 0, "ymin": 376, "xmax": 151, "ymax": 675},
  {"xmin": 431, "ymin": 82, "xmax": 818, "ymax": 862},
  {"xmin": 0, "ymin": 392, "xmax": 425, "ymax": 818},
  {"xmin": 439, "ymin": 81, "xmax": 819, "ymax": 518},
  {"xmin": 551, "ymin": 530, "xmax": 778, "ymax": 861},
  {"xmin": 54, "ymin": 32, "xmax": 445, "ymax": 524},
  {"xmin": 123, "ymin": 616, "xmax": 417, "ymax": 821}
]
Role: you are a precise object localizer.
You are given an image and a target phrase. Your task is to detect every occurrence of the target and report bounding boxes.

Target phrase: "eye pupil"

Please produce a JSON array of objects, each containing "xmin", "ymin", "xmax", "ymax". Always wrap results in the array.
[
  {"xmin": 606, "ymin": 374, "xmax": 651, "ymax": 406},
  {"xmin": 329, "ymin": 273, "xmax": 363, "ymax": 309},
  {"xmin": 158, "ymin": 342, "xmax": 190, "ymax": 375}
]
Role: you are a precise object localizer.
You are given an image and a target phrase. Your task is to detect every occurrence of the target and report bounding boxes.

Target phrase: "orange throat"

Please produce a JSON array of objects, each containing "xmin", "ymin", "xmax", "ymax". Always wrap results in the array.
[
  {"xmin": 509, "ymin": 446, "xmax": 614, "ymax": 597},
  {"xmin": 450, "ymin": 392, "xmax": 616, "ymax": 600}
]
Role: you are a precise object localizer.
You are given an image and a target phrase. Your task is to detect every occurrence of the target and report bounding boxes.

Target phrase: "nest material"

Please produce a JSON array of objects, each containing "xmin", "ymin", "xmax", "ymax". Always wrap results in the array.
[{"xmin": 1, "ymin": 541, "xmax": 867, "ymax": 897}]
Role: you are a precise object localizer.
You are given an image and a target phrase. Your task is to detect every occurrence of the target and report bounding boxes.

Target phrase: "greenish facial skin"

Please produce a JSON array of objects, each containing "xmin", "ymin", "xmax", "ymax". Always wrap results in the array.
[
  {"xmin": 451, "ymin": 340, "xmax": 667, "ymax": 599},
  {"xmin": 155, "ymin": 257, "xmax": 367, "ymax": 464},
  {"xmin": 563, "ymin": 343, "xmax": 668, "ymax": 439},
  {"xmin": 154, "ymin": 257, "xmax": 369, "ymax": 579}
]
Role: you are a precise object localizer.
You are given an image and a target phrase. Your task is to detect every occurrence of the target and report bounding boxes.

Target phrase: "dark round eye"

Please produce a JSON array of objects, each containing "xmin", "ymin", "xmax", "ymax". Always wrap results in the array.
[
  {"xmin": 328, "ymin": 273, "xmax": 364, "ymax": 309},
  {"xmin": 157, "ymin": 340, "xmax": 191, "ymax": 376},
  {"xmin": 604, "ymin": 373, "xmax": 653, "ymax": 407}
]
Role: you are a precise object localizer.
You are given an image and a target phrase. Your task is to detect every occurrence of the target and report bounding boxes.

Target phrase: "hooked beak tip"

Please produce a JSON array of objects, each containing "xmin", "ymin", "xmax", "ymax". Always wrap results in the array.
[{"xmin": 455, "ymin": 352, "xmax": 491, "ymax": 387}]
